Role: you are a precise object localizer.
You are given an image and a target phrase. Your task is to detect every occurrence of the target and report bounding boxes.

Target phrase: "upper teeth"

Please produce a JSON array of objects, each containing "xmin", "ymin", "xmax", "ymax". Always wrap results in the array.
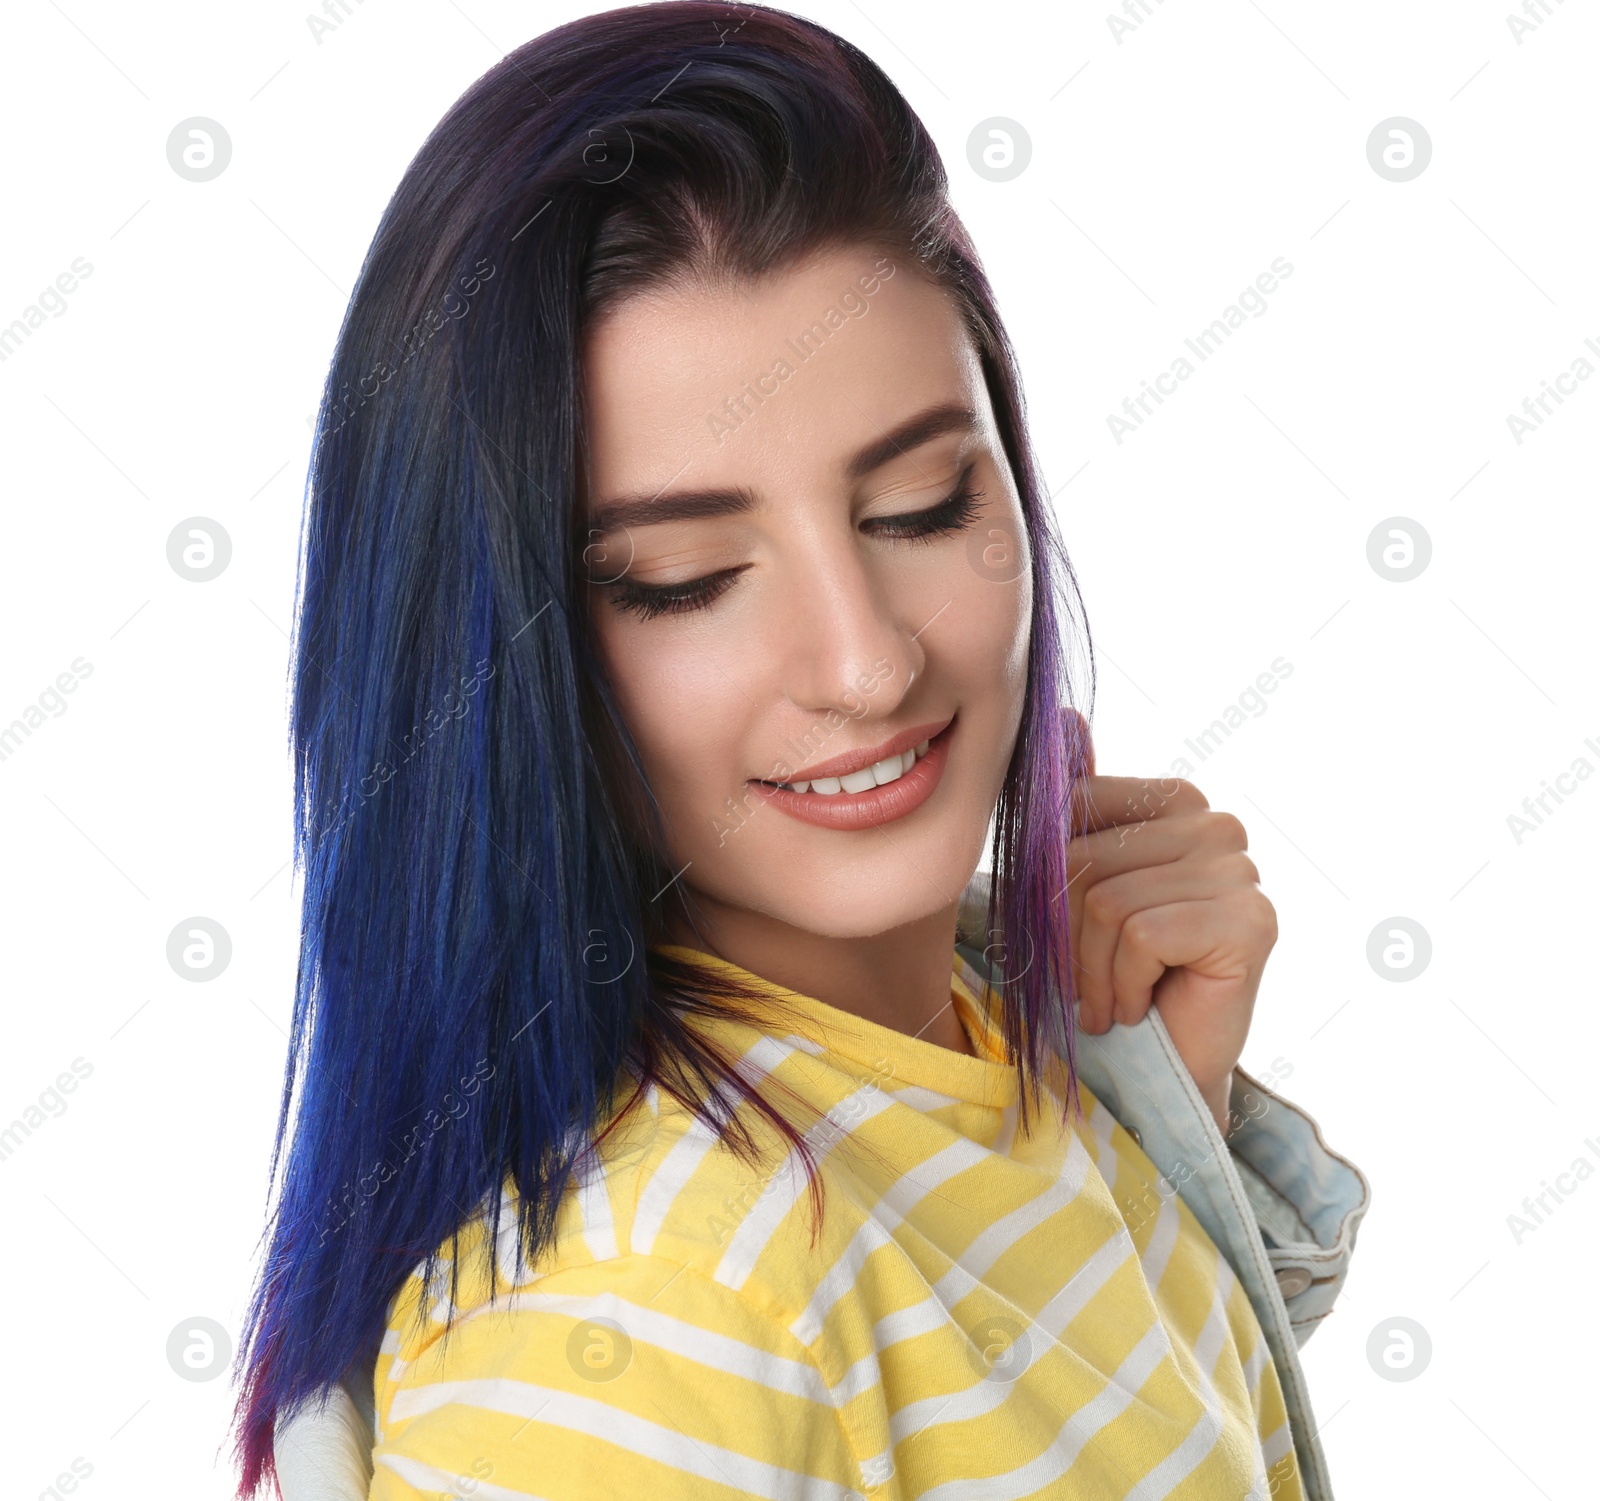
[{"xmin": 776, "ymin": 738, "xmax": 931, "ymax": 795}]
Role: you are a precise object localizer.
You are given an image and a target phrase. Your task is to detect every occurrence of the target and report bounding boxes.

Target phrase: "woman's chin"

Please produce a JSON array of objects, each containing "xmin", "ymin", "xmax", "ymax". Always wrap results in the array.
[{"xmin": 687, "ymin": 845, "xmax": 987, "ymax": 944}]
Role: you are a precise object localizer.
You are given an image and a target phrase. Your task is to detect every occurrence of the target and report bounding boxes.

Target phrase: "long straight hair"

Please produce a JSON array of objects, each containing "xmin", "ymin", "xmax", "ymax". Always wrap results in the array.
[{"xmin": 232, "ymin": 2, "xmax": 1095, "ymax": 1491}]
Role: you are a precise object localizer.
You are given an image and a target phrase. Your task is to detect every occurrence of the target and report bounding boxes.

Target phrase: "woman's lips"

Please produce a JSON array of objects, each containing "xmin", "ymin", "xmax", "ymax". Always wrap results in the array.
[
  {"xmin": 748, "ymin": 718, "xmax": 955, "ymax": 831},
  {"xmin": 779, "ymin": 716, "xmax": 951, "ymax": 785}
]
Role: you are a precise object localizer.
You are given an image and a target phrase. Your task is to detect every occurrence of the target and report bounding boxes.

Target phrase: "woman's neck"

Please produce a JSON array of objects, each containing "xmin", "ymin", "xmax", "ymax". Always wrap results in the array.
[{"xmin": 662, "ymin": 891, "xmax": 977, "ymax": 1058}]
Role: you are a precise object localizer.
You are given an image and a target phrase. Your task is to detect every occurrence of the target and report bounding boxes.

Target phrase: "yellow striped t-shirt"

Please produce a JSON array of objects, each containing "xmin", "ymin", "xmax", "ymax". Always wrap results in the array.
[{"xmin": 368, "ymin": 946, "xmax": 1304, "ymax": 1500}]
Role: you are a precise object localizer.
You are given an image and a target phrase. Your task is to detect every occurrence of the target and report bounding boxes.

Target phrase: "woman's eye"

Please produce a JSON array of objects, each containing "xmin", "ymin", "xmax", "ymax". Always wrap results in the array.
[
  {"xmin": 865, "ymin": 463, "xmax": 986, "ymax": 543},
  {"xmin": 599, "ymin": 467, "xmax": 987, "ymax": 621},
  {"xmin": 604, "ymin": 566, "xmax": 746, "ymax": 621}
]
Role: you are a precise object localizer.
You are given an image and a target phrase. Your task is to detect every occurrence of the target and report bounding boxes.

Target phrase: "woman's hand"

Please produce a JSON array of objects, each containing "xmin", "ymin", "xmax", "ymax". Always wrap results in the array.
[{"xmin": 1063, "ymin": 712, "xmax": 1277, "ymax": 1137}]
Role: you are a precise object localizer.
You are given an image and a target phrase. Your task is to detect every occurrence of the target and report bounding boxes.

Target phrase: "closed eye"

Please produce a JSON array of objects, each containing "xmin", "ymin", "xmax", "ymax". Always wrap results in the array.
[
  {"xmin": 862, "ymin": 462, "xmax": 985, "ymax": 543},
  {"xmin": 600, "ymin": 464, "xmax": 987, "ymax": 621},
  {"xmin": 603, "ymin": 565, "xmax": 750, "ymax": 622}
]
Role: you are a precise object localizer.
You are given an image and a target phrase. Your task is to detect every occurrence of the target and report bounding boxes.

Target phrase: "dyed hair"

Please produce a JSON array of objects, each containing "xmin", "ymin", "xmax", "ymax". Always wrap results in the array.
[{"xmin": 231, "ymin": 1, "xmax": 1095, "ymax": 1492}]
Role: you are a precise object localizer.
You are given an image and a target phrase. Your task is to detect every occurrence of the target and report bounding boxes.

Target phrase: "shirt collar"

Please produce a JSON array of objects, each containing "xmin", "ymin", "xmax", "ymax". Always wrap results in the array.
[{"xmin": 650, "ymin": 943, "xmax": 1020, "ymax": 1108}]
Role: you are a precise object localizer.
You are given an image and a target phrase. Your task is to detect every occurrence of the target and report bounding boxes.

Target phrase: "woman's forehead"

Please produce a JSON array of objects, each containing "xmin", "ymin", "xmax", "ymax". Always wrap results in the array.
[{"xmin": 582, "ymin": 247, "xmax": 987, "ymax": 499}]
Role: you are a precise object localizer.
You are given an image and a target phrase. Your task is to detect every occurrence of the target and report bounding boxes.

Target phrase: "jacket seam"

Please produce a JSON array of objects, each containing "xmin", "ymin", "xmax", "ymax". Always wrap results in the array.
[
  {"xmin": 1145, "ymin": 1018, "xmax": 1335, "ymax": 1501},
  {"xmin": 1232, "ymin": 1065, "xmax": 1373, "ymax": 1252},
  {"xmin": 1274, "ymin": 1248, "xmax": 1345, "ymax": 1264}
]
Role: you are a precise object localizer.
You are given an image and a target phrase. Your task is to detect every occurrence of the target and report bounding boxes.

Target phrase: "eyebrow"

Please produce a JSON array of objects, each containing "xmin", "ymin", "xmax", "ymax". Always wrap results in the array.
[{"xmin": 586, "ymin": 400, "xmax": 978, "ymax": 536}]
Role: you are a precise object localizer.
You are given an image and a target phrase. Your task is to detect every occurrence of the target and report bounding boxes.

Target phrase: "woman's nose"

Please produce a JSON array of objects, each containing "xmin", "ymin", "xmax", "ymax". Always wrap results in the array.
[{"xmin": 773, "ymin": 534, "xmax": 925, "ymax": 719}]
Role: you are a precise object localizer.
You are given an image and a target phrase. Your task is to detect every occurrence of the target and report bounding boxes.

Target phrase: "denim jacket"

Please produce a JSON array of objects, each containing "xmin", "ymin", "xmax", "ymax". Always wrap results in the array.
[
  {"xmin": 274, "ymin": 876, "xmax": 1372, "ymax": 1501},
  {"xmin": 954, "ymin": 874, "xmax": 1372, "ymax": 1501}
]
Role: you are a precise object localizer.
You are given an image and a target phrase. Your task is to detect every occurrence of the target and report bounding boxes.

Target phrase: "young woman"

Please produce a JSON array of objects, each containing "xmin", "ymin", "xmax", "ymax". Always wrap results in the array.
[{"xmin": 234, "ymin": 5, "xmax": 1370, "ymax": 1498}]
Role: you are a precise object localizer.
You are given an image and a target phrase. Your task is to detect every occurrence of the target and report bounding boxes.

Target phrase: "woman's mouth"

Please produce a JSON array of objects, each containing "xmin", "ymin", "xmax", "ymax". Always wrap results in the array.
[
  {"xmin": 749, "ymin": 717, "xmax": 955, "ymax": 831},
  {"xmin": 767, "ymin": 735, "xmax": 930, "ymax": 796}
]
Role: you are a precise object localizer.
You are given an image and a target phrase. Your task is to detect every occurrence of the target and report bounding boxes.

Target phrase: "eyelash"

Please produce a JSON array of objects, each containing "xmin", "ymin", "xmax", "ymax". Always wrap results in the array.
[
  {"xmin": 868, "ymin": 465, "xmax": 986, "ymax": 545},
  {"xmin": 604, "ymin": 466, "xmax": 987, "ymax": 622}
]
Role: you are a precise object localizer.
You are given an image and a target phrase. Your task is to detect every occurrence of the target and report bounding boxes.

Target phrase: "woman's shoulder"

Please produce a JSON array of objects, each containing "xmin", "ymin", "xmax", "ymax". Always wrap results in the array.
[
  {"xmin": 369, "ymin": 1232, "xmax": 864, "ymax": 1497},
  {"xmin": 369, "ymin": 1089, "xmax": 874, "ymax": 1491},
  {"xmin": 375, "ymin": 1077, "xmax": 859, "ymax": 1383}
]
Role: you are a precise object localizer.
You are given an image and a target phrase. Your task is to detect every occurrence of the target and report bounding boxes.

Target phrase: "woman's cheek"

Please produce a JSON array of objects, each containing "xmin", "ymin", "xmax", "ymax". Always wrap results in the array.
[
  {"xmin": 941, "ymin": 535, "xmax": 1031, "ymax": 798},
  {"xmin": 602, "ymin": 623, "xmax": 749, "ymax": 818},
  {"xmin": 948, "ymin": 544, "xmax": 1029, "ymax": 686}
]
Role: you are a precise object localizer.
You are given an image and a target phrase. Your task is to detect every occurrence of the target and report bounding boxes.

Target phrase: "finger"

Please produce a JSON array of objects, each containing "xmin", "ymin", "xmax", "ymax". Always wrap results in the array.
[
  {"xmin": 1071, "ymin": 855, "xmax": 1259, "ymax": 1030},
  {"xmin": 1064, "ymin": 811, "xmax": 1253, "ymax": 936},
  {"xmin": 1080, "ymin": 899, "xmax": 1225, "ymax": 1034},
  {"xmin": 1102, "ymin": 893, "xmax": 1275, "ymax": 1033},
  {"xmin": 1067, "ymin": 773, "xmax": 1209, "ymax": 839},
  {"xmin": 1108, "ymin": 907, "xmax": 1173, "ymax": 1026}
]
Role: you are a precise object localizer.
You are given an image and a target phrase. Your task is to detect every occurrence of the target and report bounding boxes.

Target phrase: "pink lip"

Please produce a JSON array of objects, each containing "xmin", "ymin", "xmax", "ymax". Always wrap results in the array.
[
  {"xmin": 766, "ymin": 716, "xmax": 954, "ymax": 785},
  {"xmin": 749, "ymin": 718, "xmax": 956, "ymax": 832}
]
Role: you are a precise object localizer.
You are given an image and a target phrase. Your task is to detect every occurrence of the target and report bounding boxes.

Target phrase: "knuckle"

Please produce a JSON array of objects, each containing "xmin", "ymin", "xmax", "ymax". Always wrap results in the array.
[
  {"xmin": 1083, "ymin": 881, "xmax": 1120, "ymax": 926},
  {"xmin": 1208, "ymin": 809, "xmax": 1248, "ymax": 848},
  {"xmin": 1245, "ymin": 891, "xmax": 1279, "ymax": 944},
  {"xmin": 1122, "ymin": 906, "xmax": 1158, "ymax": 947}
]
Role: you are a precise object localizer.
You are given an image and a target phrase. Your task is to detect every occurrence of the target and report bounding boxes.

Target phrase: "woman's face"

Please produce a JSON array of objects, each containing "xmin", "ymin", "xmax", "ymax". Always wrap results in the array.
[{"xmin": 582, "ymin": 242, "xmax": 1031, "ymax": 942}]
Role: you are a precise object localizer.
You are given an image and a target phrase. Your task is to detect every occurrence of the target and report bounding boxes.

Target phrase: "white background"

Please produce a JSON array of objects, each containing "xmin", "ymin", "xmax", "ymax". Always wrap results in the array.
[{"xmin": 1, "ymin": 0, "xmax": 1595, "ymax": 1496}]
